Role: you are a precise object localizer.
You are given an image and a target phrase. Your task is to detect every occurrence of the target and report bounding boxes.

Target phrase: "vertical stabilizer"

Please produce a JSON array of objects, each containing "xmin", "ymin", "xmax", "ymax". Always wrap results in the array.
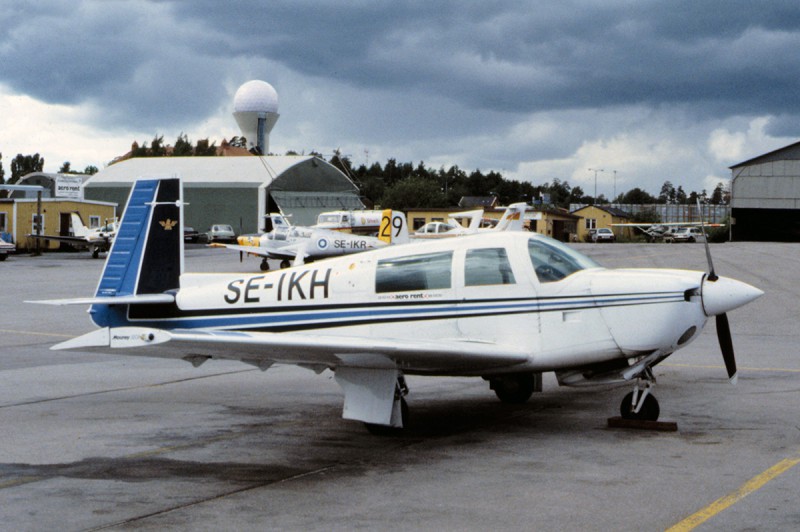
[
  {"xmin": 494, "ymin": 202, "xmax": 528, "ymax": 232},
  {"xmin": 94, "ymin": 177, "xmax": 183, "ymax": 299},
  {"xmin": 69, "ymin": 212, "xmax": 90, "ymax": 237}
]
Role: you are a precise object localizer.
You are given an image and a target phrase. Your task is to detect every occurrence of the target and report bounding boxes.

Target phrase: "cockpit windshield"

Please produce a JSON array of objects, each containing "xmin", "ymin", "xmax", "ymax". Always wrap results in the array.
[{"xmin": 528, "ymin": 237, "xmax": 600, "ymax": 283}]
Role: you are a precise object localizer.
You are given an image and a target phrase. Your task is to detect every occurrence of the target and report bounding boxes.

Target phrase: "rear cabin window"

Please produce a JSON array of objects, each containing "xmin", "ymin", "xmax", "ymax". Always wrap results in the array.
[
  {"xmin": 376, "ymin": 251, "xmax": 453, "ymax": 293},
  {"xmin": 465, "ymin": 248, "xmax": 516, "ymax": 286}
]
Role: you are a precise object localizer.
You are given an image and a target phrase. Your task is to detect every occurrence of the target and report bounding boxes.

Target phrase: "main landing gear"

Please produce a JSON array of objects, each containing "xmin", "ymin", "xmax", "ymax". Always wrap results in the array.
[
  {"xmin": 619, "ymin": 370, "xmax": 660, "ymax": 421},
  {"xmin": 489, "ymin": 372, "xmax": 543, "ymax": 404},
  {"xmin": 259, "ymin": 259, "xmax": 269, "ymax": 271}
]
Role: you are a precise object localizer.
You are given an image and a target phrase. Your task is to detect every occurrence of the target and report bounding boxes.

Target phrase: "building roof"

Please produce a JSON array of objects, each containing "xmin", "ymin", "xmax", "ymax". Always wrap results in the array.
[
  {"xmin": 571, "ymin": 204, "xmax": 631, "ymax": 218},
  {"xmin": 86, "ymin": 155, "xmax": 321, "ymax": 186},
  {"xmin": 729, "ymin": 140, "xmax": 800, "ymax": 169}
]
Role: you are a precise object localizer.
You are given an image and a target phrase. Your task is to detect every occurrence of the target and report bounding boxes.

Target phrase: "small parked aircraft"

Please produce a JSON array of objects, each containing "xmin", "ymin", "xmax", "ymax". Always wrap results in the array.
[
  {"xmin": 212, "ymin": 211, "xmax": 408, "ymax": 270},
  {"xmin": 413, "ymin": 203, "xmax": 527, "ymax": 238},
  {"xmin": 32, "ymin": 178, "xmax": 762, "ymax": 431},
  {"xmin": 28, "ymin": 212, "xmax": 118, "ymax": 258},
  {"xmin": 611, "ymin": 222, "xmax": 723, "ymax": 243}
]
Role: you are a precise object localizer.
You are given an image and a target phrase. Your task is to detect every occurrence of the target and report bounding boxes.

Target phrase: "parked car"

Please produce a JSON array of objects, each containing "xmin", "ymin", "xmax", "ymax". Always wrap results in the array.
[
  {"xmin": 591, "ymin": 227, "xmax": 616, "ymax": 243},
  {"xmin": 0, "ymin": 232, "xmax": 15, "ymax": 261},
  {"xmin": 183, "ymin": 226, "xmax": 201, "ymax": 243},
  {"xmin": 665, "ymin": 226, "xmax": 705, "ymax": 243},
  {"xmin": 207, "ymin": 224, "xmax": 236, "ymax": 243}
]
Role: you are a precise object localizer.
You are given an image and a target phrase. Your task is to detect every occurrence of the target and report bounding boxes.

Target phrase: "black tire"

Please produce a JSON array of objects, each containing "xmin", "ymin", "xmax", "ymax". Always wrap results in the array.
[
  {"xmin": 280, "ymin": 259, "xmax": 291, "ymax": 269},
  {"xmin": 491, "ymin": 373, "xmax": 535, "ymax": 404},
  {"xmin": 259, "ymin": 260, "xmax": 270, "ymax": 271},
  {"xmin": 620, "ymin": 391, "xmax": 660, "ymax": 421}
]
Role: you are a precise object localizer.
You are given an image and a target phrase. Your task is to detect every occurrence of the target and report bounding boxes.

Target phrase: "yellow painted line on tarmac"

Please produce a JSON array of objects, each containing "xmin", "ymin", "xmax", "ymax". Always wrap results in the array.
[
  {"xmin": 664, "ymin": 363, "xmax": 800, "ymax": 373},
  {"xmin": 0, "ymin": 476, "xmax": 41, "ymax": 489},
  {"xmin": 667, "ymin": 454, "xmax": 800, "ymax": 531},
  {"xmin": 0, "ymin": 328, "xmax": 73, "ymax": 339}
]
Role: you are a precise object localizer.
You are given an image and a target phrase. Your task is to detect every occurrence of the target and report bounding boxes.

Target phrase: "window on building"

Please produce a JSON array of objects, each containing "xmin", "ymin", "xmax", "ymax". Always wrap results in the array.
[
  {"xmin": 376, "ymin": 251, "xmax": 453, "ymax": 293},
  {"xmin": 0, "ymin": 212, "xmax": 6, "ymax": 233},
  {"xmin": 465, "ymin": 248, "xmax": 516, "ymax": 286},
  {"xmin": 89, "ymin": 215, "xmax": 100, "ymax": 229},
  {"xmin": 585, "ymin": 218, "xmax": 597, "ymax": 230},
  {"xmin": 413, "ymin": 218, "xmax": 426, "ymax": 230},
  {"xmin": 31, "ymin": 213, "xmax": 44, "ymax": 234}
]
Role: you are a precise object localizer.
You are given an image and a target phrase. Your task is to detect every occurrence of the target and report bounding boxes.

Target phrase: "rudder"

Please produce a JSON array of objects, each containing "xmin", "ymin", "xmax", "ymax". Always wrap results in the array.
[{"xmin": 94, "ymin": 177, "xmax": 183, "ymax": 298}]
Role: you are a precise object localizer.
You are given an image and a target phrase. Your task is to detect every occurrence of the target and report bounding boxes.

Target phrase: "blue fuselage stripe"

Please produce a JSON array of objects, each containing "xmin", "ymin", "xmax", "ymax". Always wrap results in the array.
[{"xmin": 101, "ymin": 291, "xmax": 686, "ymax": 330}]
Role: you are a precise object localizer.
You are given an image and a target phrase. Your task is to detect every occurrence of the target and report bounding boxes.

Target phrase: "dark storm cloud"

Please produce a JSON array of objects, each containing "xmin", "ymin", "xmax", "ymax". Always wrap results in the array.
[{"xmin": 2, "ymin": 1, "xmax": 800, "ymax": 131}]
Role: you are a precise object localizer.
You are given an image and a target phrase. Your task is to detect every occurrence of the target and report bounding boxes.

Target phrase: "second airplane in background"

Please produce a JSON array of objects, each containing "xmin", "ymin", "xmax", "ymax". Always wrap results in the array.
[
  {"xmin": 212, "ymin": 210, "xmax": 408, "ymax": 270},
  {"xmin": 413, "ymin": 202, "xmax": 528, "ymax": 238}
]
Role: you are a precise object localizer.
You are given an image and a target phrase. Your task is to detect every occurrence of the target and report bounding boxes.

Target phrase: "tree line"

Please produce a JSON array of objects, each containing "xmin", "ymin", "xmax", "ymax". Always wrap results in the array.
[{"xmin": 1, "ymin": 133, "xmax": 729, "ymax": 212}]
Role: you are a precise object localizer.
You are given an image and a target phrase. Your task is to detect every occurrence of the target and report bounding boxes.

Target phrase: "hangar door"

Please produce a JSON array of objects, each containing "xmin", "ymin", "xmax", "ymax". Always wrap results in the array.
[{"xmin": 268, "ymin": 191, "xmax": 365, "ymax": 227}]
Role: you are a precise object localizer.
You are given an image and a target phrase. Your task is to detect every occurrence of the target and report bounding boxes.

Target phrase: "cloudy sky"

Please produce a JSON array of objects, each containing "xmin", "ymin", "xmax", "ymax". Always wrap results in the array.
[{"xmin": 2, "ymin": 1, "xmax": 800, "ymax": 198}]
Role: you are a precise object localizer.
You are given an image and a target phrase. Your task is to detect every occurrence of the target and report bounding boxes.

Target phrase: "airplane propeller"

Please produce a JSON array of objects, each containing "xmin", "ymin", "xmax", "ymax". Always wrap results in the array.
[{"xmin": 696, "ymin": 199, "xmax": 740, "ymax": 384}]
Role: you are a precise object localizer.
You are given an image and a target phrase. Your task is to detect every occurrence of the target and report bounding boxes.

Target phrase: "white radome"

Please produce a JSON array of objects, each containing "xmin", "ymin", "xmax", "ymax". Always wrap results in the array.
[{"xmin": 233, "ymin": 80, "xmax": 279, "ymax": 114}]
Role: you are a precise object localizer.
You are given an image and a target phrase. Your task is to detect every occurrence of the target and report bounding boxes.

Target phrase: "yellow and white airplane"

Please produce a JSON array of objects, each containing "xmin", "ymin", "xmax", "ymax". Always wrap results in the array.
[
  {"xmin": 212, "ymin": 210, "xmax": 409, "ymax": 270},
  {"xmin": 32, "ymin": 178, "xmax": 762, "ymax": 431}
]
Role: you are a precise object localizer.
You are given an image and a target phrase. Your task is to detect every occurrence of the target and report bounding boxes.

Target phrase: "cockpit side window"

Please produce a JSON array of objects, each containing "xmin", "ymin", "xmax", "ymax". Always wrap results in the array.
[
  {"xmin": 465, "ymin": 248, "xmax": 516, "ymax": 286},
  {"xmin": 376, "ymin": 251, "xmax": 453, "ymax": 293},
  {"xmin": 528, "ymin": 238, "xmax": 598, "ymax": 283}
]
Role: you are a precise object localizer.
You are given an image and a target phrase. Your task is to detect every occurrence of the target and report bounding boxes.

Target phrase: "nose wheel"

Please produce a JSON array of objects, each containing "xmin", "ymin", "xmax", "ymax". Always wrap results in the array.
[{"xmin": 620, "ymin": 373, "xmax": 660, "ymax": 421}]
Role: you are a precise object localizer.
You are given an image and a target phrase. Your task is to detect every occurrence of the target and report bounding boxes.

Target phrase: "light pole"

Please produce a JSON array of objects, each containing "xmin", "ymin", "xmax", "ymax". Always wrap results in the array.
[
  {"xmin": 612, "ymin": 170, "xmax": 617, "ymax": 204},
  {"xmin": 588, "ymin": 168, "xmax": 604, "ymax": 204}
]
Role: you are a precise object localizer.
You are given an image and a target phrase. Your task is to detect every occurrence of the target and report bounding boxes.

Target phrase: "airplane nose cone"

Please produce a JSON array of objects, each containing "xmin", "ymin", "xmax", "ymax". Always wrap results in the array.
[{"xmin": 701, "ymin": 276, "xmax": 763, "ymax": 316}]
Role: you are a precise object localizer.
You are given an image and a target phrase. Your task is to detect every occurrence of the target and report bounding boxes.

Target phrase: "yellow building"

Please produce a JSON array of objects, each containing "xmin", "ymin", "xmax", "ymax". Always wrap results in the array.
[
  {"xmin": 0, "ymin": 198, "xmax": 116, "ymax": 252},
  {"xmin": 571, "ymin": 205, "xmax": 633, "ymax": 242}
]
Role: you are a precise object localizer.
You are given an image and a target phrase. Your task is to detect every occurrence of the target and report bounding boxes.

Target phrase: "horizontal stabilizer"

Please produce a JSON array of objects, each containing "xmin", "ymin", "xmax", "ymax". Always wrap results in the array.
[
  {"xmin": 52, "ymin": 326, "xmax": 173, "ymax": 350},
  {"xmin": 28, "ymin": 293, "xmax": 175, "ymax": 306}
]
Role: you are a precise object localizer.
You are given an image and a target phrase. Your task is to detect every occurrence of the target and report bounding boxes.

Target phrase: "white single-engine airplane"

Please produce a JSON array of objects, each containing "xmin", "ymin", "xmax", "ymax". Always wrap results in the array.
[
  {"xmin": 211, "ymin": 211, "xmax": 409, "ymax": 270},
  {"xmin": 413, "ymin": 203, "xmax": 527, "ymax": 238},
  {"xmin": 32, "ymin": 177, "xmax": 762, "ymax": 431},
  {"xmin": 28, "ymin": 212, "xmax": 118, "ymax": 258}
]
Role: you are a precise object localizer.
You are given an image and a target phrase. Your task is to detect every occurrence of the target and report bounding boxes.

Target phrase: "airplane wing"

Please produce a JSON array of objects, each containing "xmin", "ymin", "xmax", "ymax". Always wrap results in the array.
[
  {"xmin": 26, "ymin": 233, "xmax": 97, "ymax": 248},
  {"xmin": 210, "ymin": 242, "xmax": 270, "ymax": 258},
  {"xmin": 210, "ymin": 241, "xmax": 310, "ymax": 264},
  {"xmin": 52, "ymin": 326, "xmax": 530, "ymax": 374}
]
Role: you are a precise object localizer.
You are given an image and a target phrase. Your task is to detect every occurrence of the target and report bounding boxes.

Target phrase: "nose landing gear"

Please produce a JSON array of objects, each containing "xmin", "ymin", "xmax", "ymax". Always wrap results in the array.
[{"xmin": 620, "ymin": 370, "xmax": 660, "ymax": 421}]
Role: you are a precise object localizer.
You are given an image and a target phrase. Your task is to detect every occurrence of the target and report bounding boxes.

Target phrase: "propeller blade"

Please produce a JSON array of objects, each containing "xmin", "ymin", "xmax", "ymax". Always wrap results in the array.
[
  {"xmin": 716, "ymin": 312, "xmax": 737, "ymax": 383},
  {"xmin": 239, "ymin": 250, "xmax": 243, "ymax": 263},
  {"xmin": 696, "ymin": 198, "xmax": 717, "ymax": 281}
]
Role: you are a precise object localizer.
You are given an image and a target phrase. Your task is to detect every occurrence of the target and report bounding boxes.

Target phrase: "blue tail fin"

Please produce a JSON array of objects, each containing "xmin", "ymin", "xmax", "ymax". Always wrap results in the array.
[{"xmin": 95, "ymin": 177, "xmax": 184, "ymax": 298}]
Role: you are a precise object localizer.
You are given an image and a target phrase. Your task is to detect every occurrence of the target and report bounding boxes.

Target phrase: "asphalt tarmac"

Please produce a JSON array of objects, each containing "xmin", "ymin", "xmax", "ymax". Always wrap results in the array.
[{"xmin": 1, "ymin": 241, "xmax": 798, "ymax": 531}]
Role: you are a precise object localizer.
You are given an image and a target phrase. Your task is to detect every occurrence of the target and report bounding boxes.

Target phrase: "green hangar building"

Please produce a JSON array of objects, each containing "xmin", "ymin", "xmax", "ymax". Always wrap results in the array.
[{"xmin": 83, "ymin": 155, "xmax": 365, "ymax": 234}]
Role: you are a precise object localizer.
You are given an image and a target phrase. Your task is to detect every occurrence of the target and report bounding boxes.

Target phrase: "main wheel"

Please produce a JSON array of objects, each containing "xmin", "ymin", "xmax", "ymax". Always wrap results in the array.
[
  {"xmin": 259, "ymin": 260, "xmax": 270, "ymax": 271},
  {"xmin": 620, "ymin": 392, "xmax": 660, "ymax": 421},
  {"xmin": 280, "ymin": 259, "xmax": 291, "ymax": 269},
  {"xmin": 491, "ymin": 373, "xmax": 536, "ymax": 404}
]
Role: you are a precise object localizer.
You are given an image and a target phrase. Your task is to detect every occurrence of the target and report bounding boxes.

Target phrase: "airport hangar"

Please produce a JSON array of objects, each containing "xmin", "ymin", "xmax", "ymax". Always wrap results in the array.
[
  {"xmin": 730, "ymin": 139, "xmax": 800, "ymax": 242},
  {"xmin": 83, "ymin": 155, "xmax": 365, "ymax": 235}
]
